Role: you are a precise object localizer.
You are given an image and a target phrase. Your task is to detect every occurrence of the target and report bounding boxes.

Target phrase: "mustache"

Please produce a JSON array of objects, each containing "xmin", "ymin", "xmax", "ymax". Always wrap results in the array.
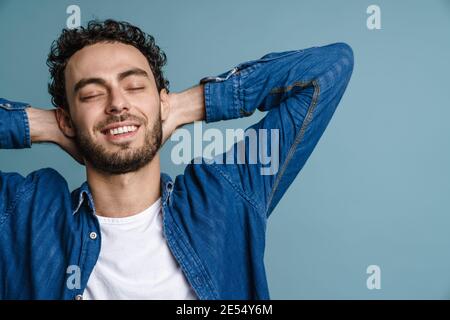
[{"xmin": 95, "ymin": 114, "xmax": 146, "ymax": 131}]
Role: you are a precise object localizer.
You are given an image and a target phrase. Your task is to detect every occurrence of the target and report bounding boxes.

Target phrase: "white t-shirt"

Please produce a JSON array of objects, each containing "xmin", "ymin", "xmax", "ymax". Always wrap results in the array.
[{"xmin": 83, "ymin": 198, "xmax": 197, "ymax": 300}]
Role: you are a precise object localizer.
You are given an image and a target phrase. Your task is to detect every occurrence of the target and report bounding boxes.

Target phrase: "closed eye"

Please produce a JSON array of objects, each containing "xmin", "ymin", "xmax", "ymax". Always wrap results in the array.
[
  {"xmin": 80, "ymin": 94, "xmax": 104, "ymax": 101},
  {"xmin": 127, "ymin": 87, "xmax": 145, "ymax": 91}
]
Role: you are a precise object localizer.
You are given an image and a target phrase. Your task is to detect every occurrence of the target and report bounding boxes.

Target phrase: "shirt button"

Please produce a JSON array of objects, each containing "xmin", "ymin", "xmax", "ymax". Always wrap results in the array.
[
  {"xmin": 75, "ymin": 294, "xmax": 83, "ymax": 300},
  {"xmin": 89, "ymin": 232, "xmax": 97, "ymax": 240}
]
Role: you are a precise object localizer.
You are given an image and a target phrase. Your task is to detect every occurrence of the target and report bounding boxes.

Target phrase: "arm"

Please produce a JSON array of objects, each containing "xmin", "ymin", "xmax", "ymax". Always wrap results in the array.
[
  {"xmin": 0, "ymin": 100, "xmax": 81, "ymax": 214},
  {"xmin": 161, "ymin": 85, "xmax": 205, "ymax": 144},
  {"xmin": 0, "ymin": 99, "xmax": 31, "ymax": 150},
  {"xmin": 26, "ymin": 107, "xmax": 82, "ymax": 162},
  {"xmin": 0, "ymin": 99, "xmax": 34, "ymax": 215},
  {"xmin": 0, "ymin": 99, "xmax": 81, "ymax": 158},
  {"xmin": 179, "ymin": 43, "xmax": 354, "ymax": 219},
  {"xmin": 25, "ymin": 107, "xmax": 63, "ymax": 145}
]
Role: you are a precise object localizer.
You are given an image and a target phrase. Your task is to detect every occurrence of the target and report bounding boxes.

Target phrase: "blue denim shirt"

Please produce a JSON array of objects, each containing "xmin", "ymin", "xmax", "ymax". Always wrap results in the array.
[{"xmin": 0, "ymin": 42, "xmax": 353, "ymax": 300}]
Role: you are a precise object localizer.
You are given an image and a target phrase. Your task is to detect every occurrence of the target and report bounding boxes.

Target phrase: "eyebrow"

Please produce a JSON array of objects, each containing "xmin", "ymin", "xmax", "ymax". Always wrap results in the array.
[
  {"xmin": 73, "ymin": 68, "xmax": 150, "ymax": 94},
  {"xmin": 118, "ymin": 68, "xmax": 149, "ymax": 81}
]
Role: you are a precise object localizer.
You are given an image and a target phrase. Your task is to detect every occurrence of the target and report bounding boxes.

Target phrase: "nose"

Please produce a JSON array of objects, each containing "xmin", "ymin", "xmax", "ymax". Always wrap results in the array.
[{"xmin": 106, "ymin": 87, "xmax": 129, "ymax": 115}]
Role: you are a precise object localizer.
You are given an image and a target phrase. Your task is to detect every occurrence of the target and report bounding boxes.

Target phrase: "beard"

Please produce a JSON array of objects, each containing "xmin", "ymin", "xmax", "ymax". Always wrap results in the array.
[{"xmin": 74, "ymin": 113, "xmax": 162, "ymax": 175}]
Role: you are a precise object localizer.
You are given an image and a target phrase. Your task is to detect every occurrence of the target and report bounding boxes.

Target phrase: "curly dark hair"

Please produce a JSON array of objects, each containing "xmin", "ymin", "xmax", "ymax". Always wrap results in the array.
[{"xmin": 47, "ymin": 19, "xmax": 169, "ymax": 111}]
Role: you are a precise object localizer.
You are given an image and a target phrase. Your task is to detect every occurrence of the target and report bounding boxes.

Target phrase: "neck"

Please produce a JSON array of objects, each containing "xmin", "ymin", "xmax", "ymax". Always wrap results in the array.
[{"xmin": 86, "ymin": 154, "xmax": 162, "ymax": 218}]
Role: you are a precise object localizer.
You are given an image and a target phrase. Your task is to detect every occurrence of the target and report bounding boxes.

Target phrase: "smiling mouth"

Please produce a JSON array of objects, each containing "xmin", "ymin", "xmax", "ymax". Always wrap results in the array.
[{"xmin": 101, "ymin": 124, "xmax": 141, "ymax": 140}]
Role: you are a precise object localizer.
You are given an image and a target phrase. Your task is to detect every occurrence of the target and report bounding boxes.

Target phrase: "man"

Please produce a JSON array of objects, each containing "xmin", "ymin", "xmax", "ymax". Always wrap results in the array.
[{"xmin": 0, "ymin": 19, "xmax": 353, "ymax": 300}]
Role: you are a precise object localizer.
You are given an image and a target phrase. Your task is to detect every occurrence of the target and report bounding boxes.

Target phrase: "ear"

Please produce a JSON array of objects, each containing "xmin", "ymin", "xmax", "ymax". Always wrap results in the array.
[
  {"xmin": 55, "ymin": 107, "xmax": 76, "ymax": 138},
  {"xmin": 159, "ymin": 88, "xmax": 170, "ymax": 121}
]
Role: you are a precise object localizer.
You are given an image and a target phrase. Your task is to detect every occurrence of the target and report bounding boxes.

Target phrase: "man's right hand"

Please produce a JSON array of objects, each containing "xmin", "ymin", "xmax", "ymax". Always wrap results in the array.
[{"xmin": 25, "ymin": 107, "xmax": 84, "ymax": 165}]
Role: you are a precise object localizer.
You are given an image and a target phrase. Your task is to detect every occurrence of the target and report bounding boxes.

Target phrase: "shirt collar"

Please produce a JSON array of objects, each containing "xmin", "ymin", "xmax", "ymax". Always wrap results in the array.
[
  {"xmin": 71, "ymin": 181, "xmax": 96, "ymax": 215},
  {"xmin": 160, "ymin": 172, "xmax": 174, "ymax": 206},
  {"xmin": 71, "ymin": 173, "xmax": 174, "ymax": 215}
]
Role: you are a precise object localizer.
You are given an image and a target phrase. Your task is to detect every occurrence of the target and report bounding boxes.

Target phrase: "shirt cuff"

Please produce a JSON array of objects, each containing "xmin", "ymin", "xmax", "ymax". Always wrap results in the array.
[
  {"xmin": 201, "ymin": 71, "xmax": 242, "ymax": 123},
  {"xmin": 0, "ymin": 98, "xmax": 31, "ymax": 149}
]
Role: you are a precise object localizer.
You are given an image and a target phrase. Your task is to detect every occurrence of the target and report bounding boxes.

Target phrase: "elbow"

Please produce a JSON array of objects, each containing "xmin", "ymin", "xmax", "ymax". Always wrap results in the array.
[{"xmin": 331, "ymin": 42, "xmax": 354, "ymax": 77}]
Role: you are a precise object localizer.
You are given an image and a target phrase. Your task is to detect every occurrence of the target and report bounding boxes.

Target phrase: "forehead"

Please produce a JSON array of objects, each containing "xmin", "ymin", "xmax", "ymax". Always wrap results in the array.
[{"xmin": 65, "ymin": 42, "xmax": 153, "ymax": 84}]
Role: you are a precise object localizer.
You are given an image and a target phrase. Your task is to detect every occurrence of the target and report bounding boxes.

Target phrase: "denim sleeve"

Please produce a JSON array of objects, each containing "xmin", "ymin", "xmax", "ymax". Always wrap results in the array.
[
  {"xmin": 200, "ymin": 43, "xmax": 354, "ymax": 218},
  {"xmin": 0, "ymin": 98, "xmax": 32, "ymax": 217},
  {"xmin": 0, "ymin": 98, "xmax": 31, "ymax": 149}
]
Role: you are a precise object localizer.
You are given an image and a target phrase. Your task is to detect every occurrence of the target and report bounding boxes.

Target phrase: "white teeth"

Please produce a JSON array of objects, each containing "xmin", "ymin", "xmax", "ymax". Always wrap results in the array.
[{"xmin": 107, "ymin": 125, "xmax": 138, "ymax": 136}]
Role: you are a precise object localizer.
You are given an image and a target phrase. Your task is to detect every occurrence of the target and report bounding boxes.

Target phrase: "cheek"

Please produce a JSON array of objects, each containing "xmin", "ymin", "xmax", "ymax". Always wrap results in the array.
[
  {"xmin": 138, "ymin": 94, "xmax": 159, "ymax": 112},
  {"xmin": 71, "ymin": 115, "xmax": 97, "ymax": 137},
  {"xmin": 136, "ymin": 97, "xmax": 161, "ymax": 122}
]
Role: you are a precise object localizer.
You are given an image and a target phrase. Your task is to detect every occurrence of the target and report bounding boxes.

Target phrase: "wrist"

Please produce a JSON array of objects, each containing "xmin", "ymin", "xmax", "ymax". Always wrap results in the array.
[
  {"xmin": 26, "ymin": 108, "xmax": 61, "ymax": 144},
  {"xmin": 172, "ymin": 84, "xmax": 205, "ymax": 127}
]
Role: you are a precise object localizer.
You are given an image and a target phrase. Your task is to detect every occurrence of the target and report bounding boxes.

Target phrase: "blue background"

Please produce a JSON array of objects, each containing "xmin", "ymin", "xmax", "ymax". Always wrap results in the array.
[{"xmin": 1, "ymin": 0, "xmax": 449, "ymax": 299}]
